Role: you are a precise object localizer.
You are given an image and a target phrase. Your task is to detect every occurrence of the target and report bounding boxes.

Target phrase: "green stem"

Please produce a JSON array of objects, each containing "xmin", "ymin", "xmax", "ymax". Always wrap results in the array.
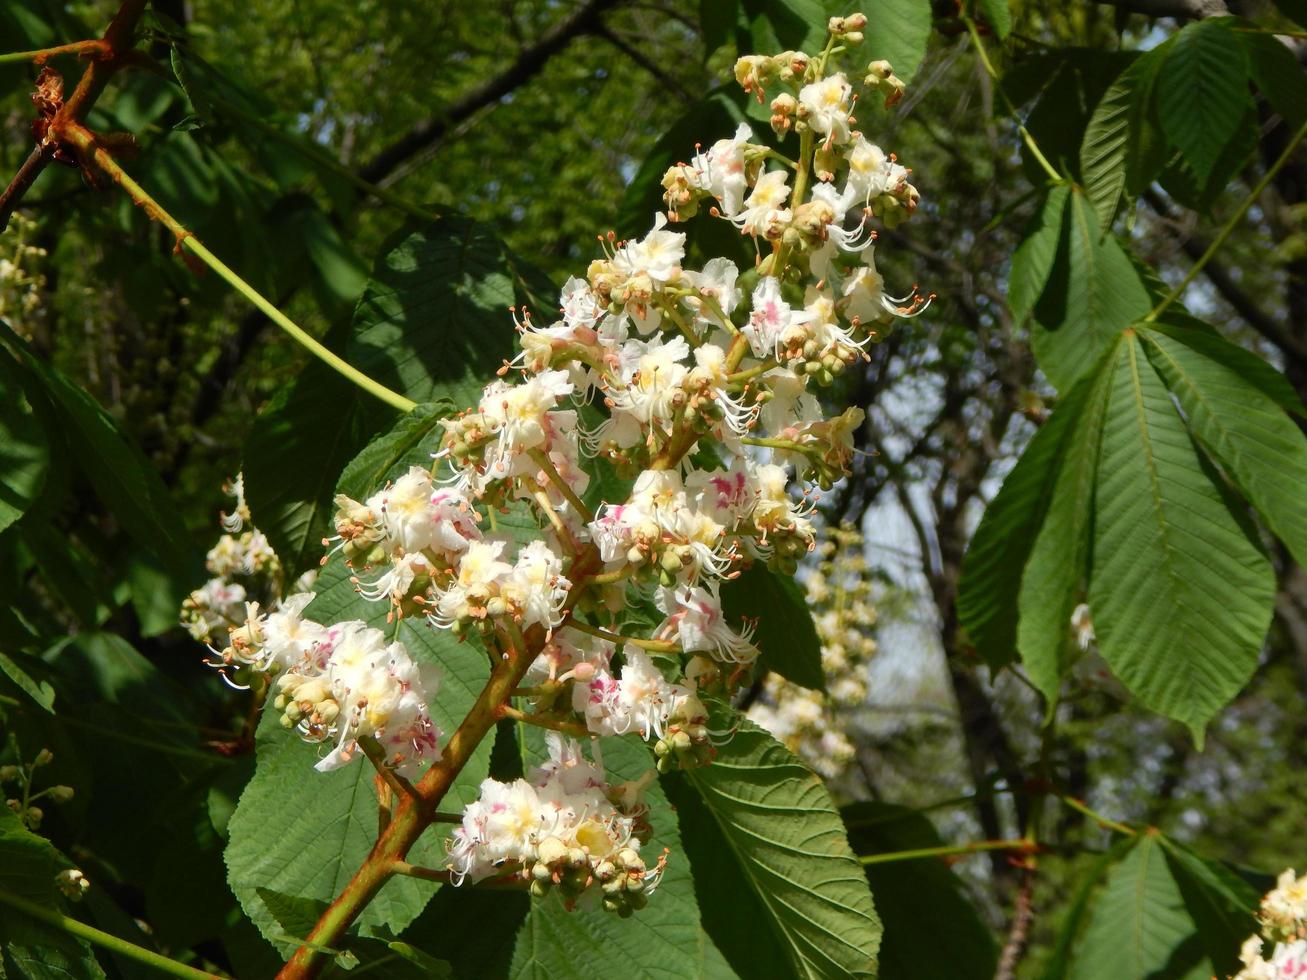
[
  {"xmin": 858, "ymin": 838, "xmax": 1034, "ymax": 866},
  {"xmin": 1059, "ymin": 795, "xmax": 1137, "ymax": 836},
  {"xmin": 965, "ymin": 18, "xmax": 1063, "ymax": 185},
  {"xmin": 498, "ymin": 704, "xmax": 590, "ymax": 738},
  {"xmin": 1147, "ymin": 116, "xmax": 1307, "ymax": 322},
  {"xmin": 528, "ymin": 448, "xmax": 594, "ymax": 523},
  {"xmin": 61, "ymin": 125, "xmax": 416, "ymax": 413},
  {"xmin": 565, "ymin": 619, "xmax": 680, "ymax": 653},
  {"xmin": 0, "ymin": 888, "xmax": 223, "ymax": 980}
]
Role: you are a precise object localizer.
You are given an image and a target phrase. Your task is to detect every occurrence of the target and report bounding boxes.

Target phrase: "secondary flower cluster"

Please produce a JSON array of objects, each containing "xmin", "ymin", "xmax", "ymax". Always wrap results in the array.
[
  {"xmin": 181, "ymin": 474, "xmax": 315, "ymax": 647},
  {"xmin": 0, "ymin": 212, "xmax": 48, "ymax": 339},
  {"xmin": 747, "ymin": 522, "xmax": 876, "ymax": 782},
  {"xmin": 215, "ymin": 595, "xmax": 442, "ymax": 777},
  {"xmin": 202, "ymin": 16, "xmax": 924, "ymax": 917},
  {"xmin": 448, "ymin": 734, "xmax": 660, "ymax": 915},
  {"xmin": 1234, "ymin": 869, "xmax": 1307, "ymax": 979}
]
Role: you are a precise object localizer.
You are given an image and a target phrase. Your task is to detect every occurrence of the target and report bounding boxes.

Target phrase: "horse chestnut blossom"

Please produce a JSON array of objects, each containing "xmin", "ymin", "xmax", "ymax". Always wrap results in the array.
[
  {"xmin": 1233, "ymin": 869, "xmax": 1307, "ymax": 979},
  {"xmin": 199, "ymin": 18, "xmax": 929, "ymax": 920}
]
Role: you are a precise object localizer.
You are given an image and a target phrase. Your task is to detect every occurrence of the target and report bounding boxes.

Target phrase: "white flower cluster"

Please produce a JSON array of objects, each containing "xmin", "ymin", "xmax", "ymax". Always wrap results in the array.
[
  {"xmin": 0, "ymin": 213, "xmax": 48, "ymax": 338},
  {"xmin": 202, "ymin": 18, "xmax": 929, "ymax": 917},
  {"xmin": 181, "ymin": 474, "xmax": 314, "ymax": 646},
  {"xmin": 448, "ymin": 734, "xmax": 659, "ymax": 915},
  {"xmin": 1234, "ymin": 869, "xmax": 1307, "ymax": 979},
  {"xmin": 748, "ymin": 523, "xmax": 875, "ymax": 781},
  {"xmin": 218, "ymin": 595, "xmax": 442, "ymax": 777}
]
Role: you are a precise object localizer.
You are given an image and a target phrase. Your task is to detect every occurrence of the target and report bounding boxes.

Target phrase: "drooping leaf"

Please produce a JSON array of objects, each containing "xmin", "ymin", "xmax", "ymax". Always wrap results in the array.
[
  {"xmin": 674, "ymin": 719, "xmax": 880, "ymax": 978},
  {"xmin": 1241, "ymin": 29, "xmax": 1307, "ymax": 130},
  {"xmin": 1066, "ymin": 834, "xmax": 1209, "ymax": 980},
  {"xmin": 1015, "ymin": 355, "xmax": 1115, "ymax": 704},
  {"xmin": 0, "ymin": 651, "xmax": 55, "ymax": 713},
  {"xmin": 507, "ymin": 732, "xmax": 723, "ymax": 979},
  {"xmin": 1080, "ymin": 51, "xmax": 1164, "ymax": 229},
  {"xmin": 1008, "ymin": 185, "xmax": 1070, "ymax": 324},
  {"xmin": 743, "ymin": 0, "xmax": 828, "ymax": 54},
  {"xmin": 701, "ymin": 0, "xmax": 742, "ymax": 56},
  {"xmin": 720, "ymin": 563, "xmax": 824, "ymax": 690},
  {"xmin": 224, "ymin": 558, "xmax": 494, "ymax": 951},
  {"xmin": 843, "ymin": 802, "xmax": 997, "ymax": 980},
  {"xmin": 1156, "ymin": 18, "xmax": 1251, "ymax": 183},
  {"xmin": 1030, "ymin": 190, "xmax": 1152, "ymax": 391},
  {"xmin": 1140, "ymin": 326, "xmax": 1307, "ymax": 572},
  {"xmin": 956, "ymin": 371, "xmax": 1093, "ymax": 671},
  {"xmin": 1088, "ymin": 333, "xmax": 1274, "ymax": 740}
]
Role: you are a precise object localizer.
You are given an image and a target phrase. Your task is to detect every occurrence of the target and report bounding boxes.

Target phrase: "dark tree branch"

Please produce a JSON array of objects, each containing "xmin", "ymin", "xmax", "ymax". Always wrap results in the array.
[
  {"xmin": 356, "ymin": 0, "xmax": 625, "ymax": 185},
  {"xmin": 592, "ymin": 20, "xmax": 695, "ymax": 104},
  {"xmin": 1094, "ymin": 0, "xmax": 1228, "ymax": 18}
]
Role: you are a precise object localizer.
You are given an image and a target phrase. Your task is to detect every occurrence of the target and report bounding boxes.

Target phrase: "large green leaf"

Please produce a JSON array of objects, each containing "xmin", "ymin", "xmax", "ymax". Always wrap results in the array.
[
  {"xmin": 1066, "ymin": 835, "xmax": 1209, "ymax": 980},
  {"xmin": 1140, "ymin": 326, "xmax": 1307, "ymax": 571},
  {"xmin": 224, "ymin": 558, "xmax": 494, "ymax": 951},
  {"xmin": 1241, "ymin": 29, "xmax": 1307, "ymax": 130},
  {"xmin": 956, "ymin": 372, "xmax": 1092, "ymax": 672},
  {"xmin": 0, "ymin": 807, "xmax": 106, "ymax": 980},
  {"xmin": 843, "ymin": 802, "xmax": 997, "ymax": 980},
  {"xmin": 675, "ymin": 719, "xmax": 880, "ymax": 978},
  {"xmin": 0, "ymin": 350, "xmax": 47, "ymax": 535},
  {"xmin": 1015, "ymin": 356, "xmax": 1114, "ymax": 704},
  {"xmin": 1156, "ymin": 19, "xmax": 1250, "ymax": 183},
  {"xmin": 1030, "ymin": 190, "xmax": 1152, "ymax": 391},
  {"xmin": 720, "ymin": 564, "xmax": 824, "ymax": 690},
  {"xmin": 508, "ymin": 735, "xmax": 726, "ymax": 978},
  {"xmin": 1080, "ymin": 51, "xmax": 1163, "ymax": 230},
  {"xmin": 1088, "ymin": 334, "xmax": 1274, "ymax": 739}
]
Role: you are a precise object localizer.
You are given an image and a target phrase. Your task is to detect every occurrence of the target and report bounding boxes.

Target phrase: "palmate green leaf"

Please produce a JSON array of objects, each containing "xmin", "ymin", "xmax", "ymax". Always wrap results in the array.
[
  {"xmin": 1031, "ymin": 190, "xmax": 1152, "ymax": 391},
  {"xmin": 1041, "ymin": 841, "xmax": 1137, "ymax": 980},
  {"xmin": 1088, "ymin": 334, "xmax": 1274, "ymax": 740},
  {"xmin": 0, "ymin": 350, "xmax": 47, "ymax": 535},
  {"xmin": 0, "ymin": 650, "xmax": 55, "ymax": 713},
  {"xmin": 720, "ymin": 564, "xmax": 824, "ymax": 690},
  {"xmin": 675, "ymin": 719, "xmax": 880, "ymax": 979},
  {"xmin": 1156, "ymin": 18, "xmax": 1251, "ymax": 183},
  {"xmin": 1015, "ymin": 355, "xmax": 1114, "ymax": 704},
  {"xmin": 224, "ymin": 558, "xmax": 494, "ymax": 952},
  {"xmin": 1140, "ymin": 326, "xmax": 1307, "ymax": 571},
  {"xmin": 956, "ymin": 370, "xmax": 1091, "ymax": 672},
  {"xmin": 1241, "ymin": 30, "xmax": 1307, "ymax": 130},
  {"xmin": 0, "ymin": 806, "xmax": 106, "ymax": 980},
  {"xmin": 508, "ymin": 735, "xmax": 726, "ymax": 979},
  {"xmin": 842, "ymin": 803, "xmax": 997, "ymax": 980},
  {"xmin": 745, "ymin": 0, "xmax": 828, "ymax": 54},
  {"xmin": 1080, "ymin": 51, "xmax": 1164, "ymax": 230},
  {"xmin": 1066, "ymin": 835, "xmax": 1209, "ymax": 980}
]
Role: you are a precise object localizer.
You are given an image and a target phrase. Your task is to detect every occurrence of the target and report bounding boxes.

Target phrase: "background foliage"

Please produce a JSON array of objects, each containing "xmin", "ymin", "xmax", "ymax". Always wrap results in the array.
[{"xmin": 2, "ymin": 0, "xmax": 1307, "ymax": 977}]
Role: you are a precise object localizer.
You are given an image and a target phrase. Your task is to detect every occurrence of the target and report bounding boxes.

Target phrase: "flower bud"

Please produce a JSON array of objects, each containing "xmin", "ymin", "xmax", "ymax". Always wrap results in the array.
[
  {"xmin": 33, "ymin": 749, "xmax": 53, "ymax": 767},
  {"xmin": 0, "ymin": 766, "xmax": 18, "ymax": 782},
  {"xmin": 47, "ymin": 785, "xmax": 74, "ymax": 804},
  {"xmin": 55, "ymin": 869, "xmax": 89, "ymax": 901}
]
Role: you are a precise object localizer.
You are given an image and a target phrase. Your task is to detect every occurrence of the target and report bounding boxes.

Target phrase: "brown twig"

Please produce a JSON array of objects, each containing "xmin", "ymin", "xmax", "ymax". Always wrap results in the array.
[
  {"xmin": 0, "ymin": 0, "xmax": 149, "ymax": 232},
  {"xmin": 995, "ymin": 862, "xmax": 1037, "ymax": 980}
]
